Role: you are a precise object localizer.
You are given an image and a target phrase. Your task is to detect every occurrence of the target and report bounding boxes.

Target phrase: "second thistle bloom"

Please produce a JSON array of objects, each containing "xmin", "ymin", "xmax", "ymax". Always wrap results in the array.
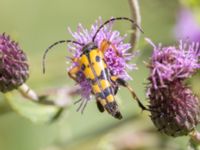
[
  {"xmin": 67, "ymin": 18, "xmax": 137, "ymax": 99},
  {"xmin": 146, "ymin": 38, "xmax": 200, "ymax": 136},
  {"xmin": 0, "ymin": 33, "xmax": 29, "ymax": 92},
  {"xmin": 148, "ymin": 39, "xmax": 200, "ymax": 88}
]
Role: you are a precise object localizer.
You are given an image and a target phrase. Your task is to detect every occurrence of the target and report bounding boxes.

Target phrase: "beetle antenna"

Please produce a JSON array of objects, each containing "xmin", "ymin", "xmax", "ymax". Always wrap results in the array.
[
  {"xmin": 42, "ymin": 40, "xmax": 84, "ymax": 74},
  {"xmin": 92, "ymin": 17, "xmax": 144, "ymax": 42}
]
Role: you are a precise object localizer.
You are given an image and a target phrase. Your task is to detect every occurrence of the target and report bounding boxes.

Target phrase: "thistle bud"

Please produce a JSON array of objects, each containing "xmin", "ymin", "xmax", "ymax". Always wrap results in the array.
[
  {"xmin": 0, "ymin": 33, "xmax": 29, "ymax": 92},
  {"xmin": 146, "ymin": 38, "xmax": 200, "ymax": 136}
]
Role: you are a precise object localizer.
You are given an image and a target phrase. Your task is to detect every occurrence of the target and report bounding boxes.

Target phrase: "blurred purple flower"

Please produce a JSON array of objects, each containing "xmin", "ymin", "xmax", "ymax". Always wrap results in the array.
[
  {"xmin": 174, "ymin": 8, "xmax": 200, "ymax": 42},
  {"xmin": 146, "ymin": 38, "xmax": 200, "ymax": 136},
  {"xmin": 67, "ymin": 17, "xmax": 137, "ymax": 99}
]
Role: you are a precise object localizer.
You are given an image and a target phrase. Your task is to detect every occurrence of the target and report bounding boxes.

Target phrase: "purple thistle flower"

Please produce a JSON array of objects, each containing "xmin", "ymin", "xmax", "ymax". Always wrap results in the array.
[
  {"xmin": 146, "ymin": 38, "xmax": 200, "ymax": 137},
  {"xmin": 67, "ymin": 17, "xmax": 137, "ymax": 99},
  {"xmin": 0, "ymin": 33, "xmax": 29, "ymax": 92},
  {"xmin": 146, "ymin": 38, "xmax": 200, "ymax": 89},
  {"xmin": 174, "ymin": 8, "xmax": 200, "ymax": 42}
]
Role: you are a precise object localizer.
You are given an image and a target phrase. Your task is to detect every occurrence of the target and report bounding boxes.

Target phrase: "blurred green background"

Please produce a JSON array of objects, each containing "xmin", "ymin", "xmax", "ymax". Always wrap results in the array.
[{"xmin": 0, "ymin": 0, "xmax": 199, "ymax": 150}]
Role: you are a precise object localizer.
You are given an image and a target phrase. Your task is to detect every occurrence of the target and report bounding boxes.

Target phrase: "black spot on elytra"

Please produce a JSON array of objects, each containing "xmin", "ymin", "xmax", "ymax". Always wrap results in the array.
[
  {"xmin": 97, "ymin": 87, "xmax": 112, "ymax": 99},
  {"xmin": 95, "ymin": 55, "xmax": 101, "ymax": 62},
  {"xmin": 81, "ymin": 64, "xmax": 86, "ymax": 70}
]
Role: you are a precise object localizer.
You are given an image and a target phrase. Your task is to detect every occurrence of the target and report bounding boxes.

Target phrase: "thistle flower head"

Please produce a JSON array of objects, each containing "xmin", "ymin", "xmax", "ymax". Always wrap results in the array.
[
  {"xmin": 0, "ymin": 33, "xmax": 29, "ymax": 92},
  {"xmin": 147, "ymin": 80, "xmax": 200, "ymax": 137},
  {"xmin": 146, "ymin": 38, "xmax": 200, "ymax": 137},
  {"xmin": 67, "ymin": 17, "xmax": 137, "ymax": 99},
  {"xmin": 146, "ymin": 38, "xmax": 200, "ymax": 89}
]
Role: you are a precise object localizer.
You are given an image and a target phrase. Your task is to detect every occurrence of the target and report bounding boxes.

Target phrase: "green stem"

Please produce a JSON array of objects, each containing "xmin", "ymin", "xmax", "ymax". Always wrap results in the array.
[
  {"xmin": 17, "ymin": 83, "xmax": 57, "ymax": 105},
  {"xmin": 188, "ymin": 130, "xmax": 200, "ymax": 150},
  {"xmin": 18, "ymin": 83, "xmax": 39, "ymax": 101},
  {"xmin": 128, "ymin": 0, "xmax": 141, "ymax": 51}
]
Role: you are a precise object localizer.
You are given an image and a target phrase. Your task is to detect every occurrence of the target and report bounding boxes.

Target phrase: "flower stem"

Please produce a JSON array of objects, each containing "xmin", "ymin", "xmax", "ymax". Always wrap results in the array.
[
  {"xmin": 128, "ymin": 0, "xmax": 141, "ymax": 51},
  {"xmin": 190, "ymin": 130, "xmax": 200, "ymax": 144},
  {"xmin": 18, "ymin": 83, "xmax": 57, "ymax": 105},
  {"xmin": 18, "ymin": 83, "xmax": 39, "ymax": 101},
  {"xmin": 188, "ymin": 130, "xmax": 200, "ymax": 150}
]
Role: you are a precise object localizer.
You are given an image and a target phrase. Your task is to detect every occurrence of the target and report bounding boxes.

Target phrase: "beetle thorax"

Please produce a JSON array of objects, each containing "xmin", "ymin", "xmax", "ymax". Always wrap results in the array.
[{"xmin": 82, "ymin": 42, "xmax": 98, "ymax": 55}]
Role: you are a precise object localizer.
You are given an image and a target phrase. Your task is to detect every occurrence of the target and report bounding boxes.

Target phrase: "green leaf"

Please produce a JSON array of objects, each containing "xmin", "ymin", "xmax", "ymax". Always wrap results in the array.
[{"xmin": 4, "ymin": 91, "xmax": 61, "ymax": 124}]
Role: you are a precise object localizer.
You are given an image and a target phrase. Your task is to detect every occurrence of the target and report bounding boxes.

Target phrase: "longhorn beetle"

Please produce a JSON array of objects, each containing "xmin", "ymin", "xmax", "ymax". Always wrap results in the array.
[{"xmin": 42, "ymin": 17, "xmax": 147, "ymax": 119}]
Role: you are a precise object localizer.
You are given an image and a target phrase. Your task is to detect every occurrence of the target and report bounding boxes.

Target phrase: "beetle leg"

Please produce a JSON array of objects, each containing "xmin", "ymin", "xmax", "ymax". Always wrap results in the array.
[
  {"xmin": 110, "ymin": 77, "xmax": 119, "ymax": 95},
  {"xmin": 68, "ymin": 66, "xmax": 80, "ymax": 82},
  {"xmin": 67, "ymin": 57, "xmax": 80, "ymax": 82},
  {"xmin": 110, "ymin": 76, "xmax": 118, "ymax": 82},
  {"xmin": 100, "ymin": 39, "xmax": 120, "ymax": 56},
  {"xmin": 111, "ymin": 76, "xmax": 148, "ymax": 111}
]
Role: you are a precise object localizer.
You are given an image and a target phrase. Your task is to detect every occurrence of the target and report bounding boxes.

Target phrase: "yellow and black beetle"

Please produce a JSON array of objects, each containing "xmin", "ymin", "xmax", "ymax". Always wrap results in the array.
[{"xmin": 42, "ymin": 17, "xmax": 147, "ymax": 119}]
